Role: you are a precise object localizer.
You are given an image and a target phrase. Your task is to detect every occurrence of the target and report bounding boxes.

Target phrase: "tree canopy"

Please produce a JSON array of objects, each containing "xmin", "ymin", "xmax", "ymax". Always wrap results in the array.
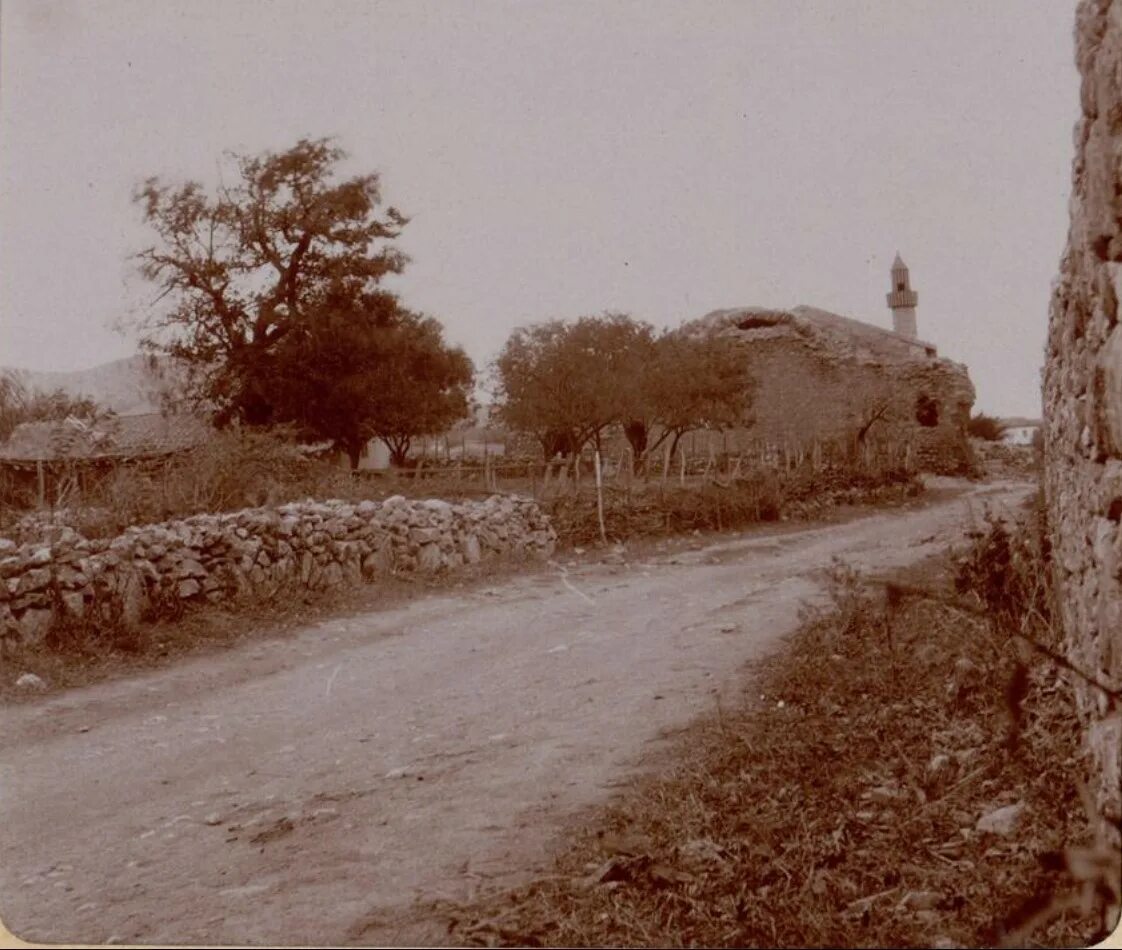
[
  {"xmin": 629, "ymin": 329, "xmax": 757, "ymax": 460},
  {"xmin": 492, "ymin": 314, "xmax": 655, "ymax": 457},
  {"xmin": 134, "ymin": 137, "xmax": 410, "ymax": 426},
  {"xmin": 268, "ymin": 291, "xmax": 474, "ymax": 467},
  {"xmin": 967, "ymin": 412, "xmax": 1008, "ymax": 442},
  {"xmin": 492, "ymin": 314, "xmax": 755, "ymax": 460},
  {"xmin": 134, "ymin": 138, "xmax": 475, "ymax": 466}
]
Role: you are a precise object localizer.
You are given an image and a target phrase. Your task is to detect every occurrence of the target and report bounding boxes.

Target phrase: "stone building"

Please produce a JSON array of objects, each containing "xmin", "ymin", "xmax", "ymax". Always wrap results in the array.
[{"xmin": 688, "ymin": 256, "xmax": 977, "ymax": 474}]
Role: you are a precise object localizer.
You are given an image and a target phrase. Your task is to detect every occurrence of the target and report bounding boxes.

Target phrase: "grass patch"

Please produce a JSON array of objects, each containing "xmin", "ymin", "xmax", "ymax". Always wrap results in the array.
[{"xmin": 444, "ymin": 509, "xmax": 1117, "ymax": 948}]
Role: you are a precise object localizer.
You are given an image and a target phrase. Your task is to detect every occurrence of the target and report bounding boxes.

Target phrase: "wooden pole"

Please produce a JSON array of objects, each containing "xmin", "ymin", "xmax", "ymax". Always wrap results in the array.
[
  {"xmin": 594, "ymin": 450, "xmax": 607, "ymax": 545},
  {"xmin": 679, "ymin": 446, "xmax": 686, "ymax": 487},
  {"xmin": 37, "ymin": 460, "xmax": 45, "ymax": 508}
]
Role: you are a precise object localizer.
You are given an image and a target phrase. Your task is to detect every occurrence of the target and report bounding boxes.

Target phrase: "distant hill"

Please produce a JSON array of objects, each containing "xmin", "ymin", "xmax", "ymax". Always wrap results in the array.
[{"xmin": 2, "ymin": 354, "xmax": 187, "ymax": 416}]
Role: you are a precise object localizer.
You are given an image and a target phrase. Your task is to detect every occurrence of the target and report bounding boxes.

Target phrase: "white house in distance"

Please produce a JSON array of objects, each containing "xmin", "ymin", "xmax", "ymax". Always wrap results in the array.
[
  {"xmin": 1001, "ymin": 417, "xmax": 1043, "ymax": 446},
  {"xmin": 354, "ymin": 403, "xmax": 507, "ymax": 471}
]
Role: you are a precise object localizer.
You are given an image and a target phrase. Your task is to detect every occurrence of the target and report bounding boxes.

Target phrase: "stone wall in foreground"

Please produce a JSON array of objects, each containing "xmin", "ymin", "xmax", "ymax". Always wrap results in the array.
[
  {"xmin": 1043, "ymin": 0, "xmax": 1122, "ymax": 830},
  {"xmin": 0, "ymin": 494, "xmax": 556, "ymax": 645}
]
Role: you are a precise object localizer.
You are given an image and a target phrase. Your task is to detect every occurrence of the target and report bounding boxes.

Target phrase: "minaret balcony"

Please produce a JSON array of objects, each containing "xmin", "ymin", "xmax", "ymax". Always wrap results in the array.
[{"xmin": 886, "ymin": 289, "xmax": 918, "ymax": 307}]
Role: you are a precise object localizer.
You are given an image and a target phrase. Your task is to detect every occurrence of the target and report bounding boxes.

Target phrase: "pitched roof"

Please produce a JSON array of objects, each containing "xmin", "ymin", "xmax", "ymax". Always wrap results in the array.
[{"xmin": 0, "ymin": 412, "xmax": 211, "ymax": 463}]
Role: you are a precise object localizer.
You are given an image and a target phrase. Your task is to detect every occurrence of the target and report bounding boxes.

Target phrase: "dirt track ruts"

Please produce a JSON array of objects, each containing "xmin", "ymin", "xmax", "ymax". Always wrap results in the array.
[{"xmin": 0, "ymin": 479, "xmax": 1032, "ymax": 946}]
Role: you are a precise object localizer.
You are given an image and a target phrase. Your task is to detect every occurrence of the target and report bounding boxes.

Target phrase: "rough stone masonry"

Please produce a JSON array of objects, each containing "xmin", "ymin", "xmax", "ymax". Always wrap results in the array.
[
  {"xmin": 0, "ymin": 494, "xmax": 556, "ymax": 648},
  {"xmin": 1045, "ymin": 0, "xmax": 1122, "ymax": 831}
]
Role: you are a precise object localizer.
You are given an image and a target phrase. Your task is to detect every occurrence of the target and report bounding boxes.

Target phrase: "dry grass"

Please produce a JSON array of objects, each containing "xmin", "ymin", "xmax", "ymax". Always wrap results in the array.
[
  {"xmin": 545, "ymin": 465, "xmax": 921, "ymax": 548},
  {"xmin": 444, "ymin": 523, "xmax": 1117, "ymax": 947}
]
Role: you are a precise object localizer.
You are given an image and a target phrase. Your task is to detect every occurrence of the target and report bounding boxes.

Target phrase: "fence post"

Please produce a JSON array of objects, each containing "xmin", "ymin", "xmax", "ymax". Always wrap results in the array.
[{"xmin": 594, "ymin": 450, "xmax": 607, "ymax": 545}]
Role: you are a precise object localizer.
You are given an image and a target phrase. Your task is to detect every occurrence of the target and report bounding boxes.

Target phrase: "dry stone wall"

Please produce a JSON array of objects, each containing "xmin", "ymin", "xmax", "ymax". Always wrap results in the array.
[
  {"xmin": 1044, "ymin": 0, "xmax": 1122, "ymax": 829},
  {"xmin": 0, "ymin": 495, "xmax": 556, "ymax": 646}
]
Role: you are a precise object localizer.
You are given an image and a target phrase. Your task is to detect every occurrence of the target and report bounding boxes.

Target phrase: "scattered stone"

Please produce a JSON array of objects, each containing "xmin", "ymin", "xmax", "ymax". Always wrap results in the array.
[
  {"xmin": 899, "ymin": 889, "xmax": 942, "ymax": 910},
  {"xmin": 177, "ymin": 578, "xmax": 202, "ymax": 599},
  {"xmin": 27, "ymin": 546, "xmax": 53, "ymax": 567},
  {"xmin": 417, "ymin": 543, "xmax": 443, "ymax": 572},
  {"xmin": 975, "ymin": 802, "xmax": 1025, "ymax": 836},
  {"xmin": 865, "ymin": 785, "xmax": 904, "ymax": 805},
  {"xmin": 15, "ymin": 672, "xmax": 46, "ymax": 691},
  {"xmin": 16, "ymin": 609, "xmax": 53, "ymax": 644}
]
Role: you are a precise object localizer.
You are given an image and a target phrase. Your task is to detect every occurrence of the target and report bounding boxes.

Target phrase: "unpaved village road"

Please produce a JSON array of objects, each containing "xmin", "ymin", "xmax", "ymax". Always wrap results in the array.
[{"xmin": 0, "ymin": 480, "xmax": 1032, "ymax": 947}]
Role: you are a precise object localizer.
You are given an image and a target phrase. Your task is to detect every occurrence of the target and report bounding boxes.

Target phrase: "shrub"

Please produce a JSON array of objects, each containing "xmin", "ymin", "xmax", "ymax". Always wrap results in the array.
[
  {"xmin": 968, "ymin": 412, "xmax": 1009, "ymax": 442},
  {"xmin": 953, "ymin": 490, "xmax": 1054, "ymax": 642}
]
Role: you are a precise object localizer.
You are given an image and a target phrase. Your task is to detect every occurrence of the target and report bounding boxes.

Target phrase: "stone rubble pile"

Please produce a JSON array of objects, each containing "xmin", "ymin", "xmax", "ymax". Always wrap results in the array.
[{"xmin": 0, "ymin": 494, "xmax": 556, "ymax": 646}]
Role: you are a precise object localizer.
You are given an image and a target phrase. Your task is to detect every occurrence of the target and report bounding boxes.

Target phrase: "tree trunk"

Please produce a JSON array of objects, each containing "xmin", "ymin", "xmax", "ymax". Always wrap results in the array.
[
  {"xmin": 623, "ymin": 420, "xmax": 648, "ymax": 459},
  {"xmin": 345, "ymin": 440, "xmax": 363, "ymax": 470},
  {"xmin": 385, "ymin": 436, "xmax": 411, "ymax": 468}
]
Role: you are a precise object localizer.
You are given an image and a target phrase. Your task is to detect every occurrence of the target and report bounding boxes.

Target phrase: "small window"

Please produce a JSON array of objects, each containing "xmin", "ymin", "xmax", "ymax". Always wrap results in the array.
[
  {"xmin": 896, "ymin": 281, "xmax": 906, "ymax": 292},
  {"xmin": 915, "ymin": 394, "xmax": 939, "ymax": 427}
]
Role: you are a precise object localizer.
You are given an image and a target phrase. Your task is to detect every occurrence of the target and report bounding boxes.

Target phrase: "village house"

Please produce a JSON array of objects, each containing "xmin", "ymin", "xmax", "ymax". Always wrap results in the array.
[
  {"xmin": 999, "ymin": 417, "xmax": 1043, "ymax": 446},
  {"xmin": 0, "ymin": 411, "xmax": 211, "ymax": 506}
]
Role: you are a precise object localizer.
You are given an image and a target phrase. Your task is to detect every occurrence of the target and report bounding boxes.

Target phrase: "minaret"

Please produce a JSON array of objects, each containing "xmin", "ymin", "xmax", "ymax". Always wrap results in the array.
[{"xmin": 886, "ymin": 252, "xmax": 919, "ymax": 339}]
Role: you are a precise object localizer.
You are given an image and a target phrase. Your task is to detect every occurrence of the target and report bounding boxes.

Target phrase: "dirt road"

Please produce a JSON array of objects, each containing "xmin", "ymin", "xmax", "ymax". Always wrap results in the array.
[{"xmin": 0, "ymin": 480, "xmax": 1032, "ymax": 946}]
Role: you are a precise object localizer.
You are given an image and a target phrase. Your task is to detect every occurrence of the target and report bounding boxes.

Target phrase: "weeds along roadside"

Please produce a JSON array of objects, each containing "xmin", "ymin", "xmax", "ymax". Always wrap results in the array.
[{"xmin": 443, "ymin": 492, "xmax": 1119, "ymax": 949}]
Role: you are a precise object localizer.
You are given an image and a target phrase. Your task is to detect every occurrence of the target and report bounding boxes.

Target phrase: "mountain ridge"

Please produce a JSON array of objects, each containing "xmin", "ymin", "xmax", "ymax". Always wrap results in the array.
[{"xmin": 2, "ymin": 353, "xmax": 183, "ymax": 416}]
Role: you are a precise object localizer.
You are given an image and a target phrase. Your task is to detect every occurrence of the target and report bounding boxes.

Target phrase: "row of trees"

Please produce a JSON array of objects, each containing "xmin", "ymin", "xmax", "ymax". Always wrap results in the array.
[
  {"xmin": 492, "ymin": 314, "xmax": 755, "ymax": 462},
  {"xmin": 132, "ymin": 139, "xmax": 754, "ymax": 468}
]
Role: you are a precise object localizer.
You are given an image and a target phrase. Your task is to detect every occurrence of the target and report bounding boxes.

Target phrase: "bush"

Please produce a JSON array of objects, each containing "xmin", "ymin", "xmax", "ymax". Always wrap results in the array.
[
  {"xmin": 544, "ymin": 462, "xmax": 921, "ymax": 547},
  {"xmin": 954, "ymin": 490, "xmax": 1054, "ymax": 642},
  {"xmin": 968, "ymin": 412, "xmax": 1009, "ymax": 442}
]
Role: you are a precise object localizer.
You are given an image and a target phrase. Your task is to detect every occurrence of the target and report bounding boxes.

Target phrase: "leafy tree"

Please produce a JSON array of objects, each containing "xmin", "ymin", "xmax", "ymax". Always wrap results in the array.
[
  {"xmin": 623, "ymin": 329, "xmax": 756, "ymax": 461},
  {"xmin": 967, "ymin": 412, "xmax": 1008, "ymax": 442},
  {"xmin": 133, "ymin": 137, "xmax": 408, "ymax": 425},
  {"xmin": 492, "ymin": 314, "xmax": 656, "ymax": 458},
  {"xmin": 269, "ymin": 291, "xmax": 474, "ymax": 467},
  {"xmin": 492, "ymin": 315, "xmax": 755, "ymax": 463}
]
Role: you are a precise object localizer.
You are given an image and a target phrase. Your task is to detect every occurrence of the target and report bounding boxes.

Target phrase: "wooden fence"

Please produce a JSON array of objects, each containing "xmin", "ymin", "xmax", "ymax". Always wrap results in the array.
[{"xmin": 368, "ymin": 433, "xmax": 918, "ymax": 501}]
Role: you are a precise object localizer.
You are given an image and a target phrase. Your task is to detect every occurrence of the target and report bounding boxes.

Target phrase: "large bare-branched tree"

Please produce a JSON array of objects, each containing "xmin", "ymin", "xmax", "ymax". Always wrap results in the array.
[{"xmin": 134, "ymin": 137, "xmax": 409, "ymax": 425}]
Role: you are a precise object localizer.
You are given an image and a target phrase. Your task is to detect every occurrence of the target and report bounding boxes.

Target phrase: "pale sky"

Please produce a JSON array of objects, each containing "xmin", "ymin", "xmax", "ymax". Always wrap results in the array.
[{"xmin": 1, "ymin": 0, "xmax": 1080, "ymax": 417}]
